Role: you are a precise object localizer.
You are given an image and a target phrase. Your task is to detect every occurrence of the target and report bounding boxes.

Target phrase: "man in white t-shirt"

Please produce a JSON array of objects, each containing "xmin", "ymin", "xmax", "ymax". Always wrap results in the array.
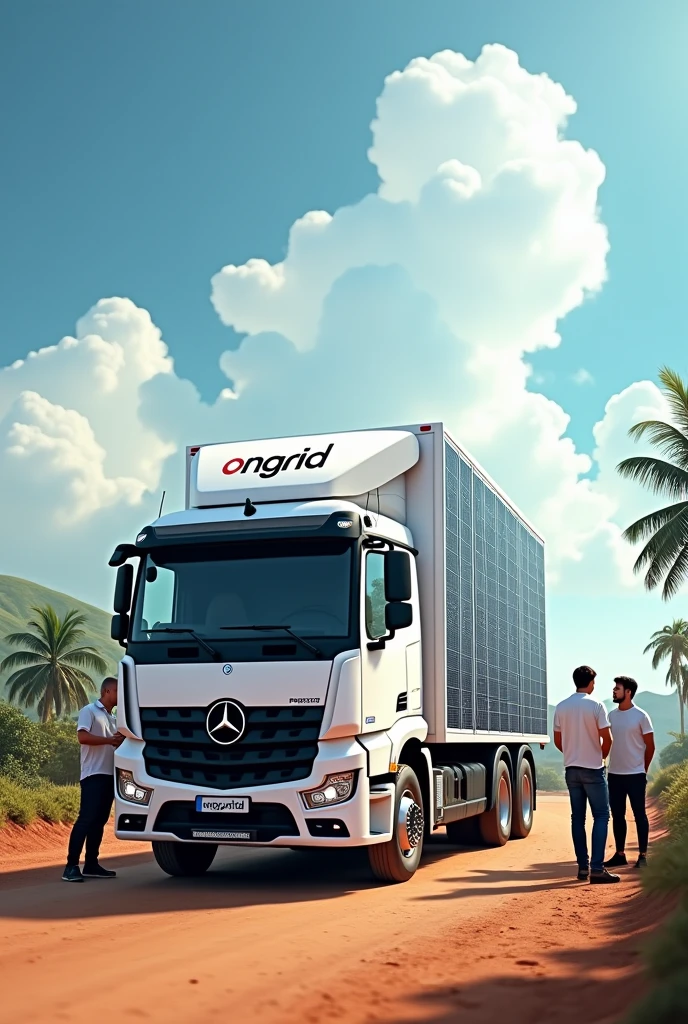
[
  {"xmin": 604, "ymin": 676, "xmax": 655, "ymax": 870},
  {"xmin": 63, "ymin": 678, "xmax": 124, "ymax": 883},
  {"xmin": 553, "ymin": 665, "xmax": 620, "ymax": 884}
]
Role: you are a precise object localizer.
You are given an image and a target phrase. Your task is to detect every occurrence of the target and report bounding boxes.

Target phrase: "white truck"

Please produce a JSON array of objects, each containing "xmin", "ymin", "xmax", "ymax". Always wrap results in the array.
[{"xmin": 109, "ymin": 423, "xmax": 548, "ymax": 882}]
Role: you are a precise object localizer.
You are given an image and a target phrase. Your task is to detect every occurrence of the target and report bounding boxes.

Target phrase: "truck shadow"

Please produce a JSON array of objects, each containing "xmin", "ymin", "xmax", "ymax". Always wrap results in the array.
[{"xmin": 0, "ymin": 834, "xmax": 516, "ymax": 920}]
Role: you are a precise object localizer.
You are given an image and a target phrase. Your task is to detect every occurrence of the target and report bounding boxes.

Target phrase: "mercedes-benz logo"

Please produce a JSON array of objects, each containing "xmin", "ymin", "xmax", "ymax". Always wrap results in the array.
[{"xmin": 205, "ymin": 699, "xmax": 246, "ymax": 746}]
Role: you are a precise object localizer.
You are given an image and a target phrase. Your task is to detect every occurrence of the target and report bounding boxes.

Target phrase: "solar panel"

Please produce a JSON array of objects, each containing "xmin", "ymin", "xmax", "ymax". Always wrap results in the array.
[{"xmin": 445, "ymin": 439, "xmax": 547, "ymax": 734}]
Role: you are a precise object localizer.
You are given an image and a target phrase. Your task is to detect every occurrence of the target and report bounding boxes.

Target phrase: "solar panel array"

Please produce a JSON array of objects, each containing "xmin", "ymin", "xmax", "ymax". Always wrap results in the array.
[{"xmin": 445, "ymin": 440, "xmax": 547, "ymax": 735}]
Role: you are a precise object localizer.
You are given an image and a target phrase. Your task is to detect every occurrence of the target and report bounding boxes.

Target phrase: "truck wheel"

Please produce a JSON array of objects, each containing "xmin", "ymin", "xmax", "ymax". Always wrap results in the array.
[
  {"xmin": 511, "ymin": 758, "xmax": 534, "ymax": 838},
  {"xmin": 368, "ymin": 765, "xmax": 424, "ymax": 883},
  {"xmin": 478, "ymin": 760, "xmax": 512, "ymax": 847},
  {"xmin": 152, "ymin": 841, "xmax": 217, "ymax": 877}
]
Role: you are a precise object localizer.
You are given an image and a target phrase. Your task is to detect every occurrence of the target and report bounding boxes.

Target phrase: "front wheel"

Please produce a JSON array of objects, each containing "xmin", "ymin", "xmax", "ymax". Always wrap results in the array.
[
  {"xmin": 368, "ymin": 765, "xmax": 424, "ymax": 883},
  {"xmin": 152, "ymin": 841, "xmax": 218, "ymax": 877},
  {"xmin": 511, "ymin": 758, "xmax": 534, "ymax": 839},
  {"xmin": 478, "ymin": 760, "xmax": 512, "ymax": 847}
]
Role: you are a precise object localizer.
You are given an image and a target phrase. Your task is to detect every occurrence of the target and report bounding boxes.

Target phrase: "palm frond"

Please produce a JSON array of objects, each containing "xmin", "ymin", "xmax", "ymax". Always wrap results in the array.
[
  {"xmin": 627, "ymin": 420, "xmax": 688, "ymax": 467},
  {"xmin": 616, "ymin": 456, "xmax": 688, "ymax": 499},
  {"xmin": 661, "ymin": 545, "xmax": 688, "ymax": 600},
  {"xmin": 6, "ymin": 665, "xmax": 52, "ymax": 707},
  {"xmin": 0, "ymin": 650, "xmax": 48, "ymax": 673},
  {"xmin": 61, "ymin": 646, "xmax": 108, "ymax": 673},
  {"xmin": 658, "ymin": 366, "xmax": 688, "ymax": 436},
  {"xmin": 1, "ymin": 631, "xmax": 51, "ymax": 657},
  {"xmin": 623, "ymin": 503, "xmax": 688, "ymax": 545}
]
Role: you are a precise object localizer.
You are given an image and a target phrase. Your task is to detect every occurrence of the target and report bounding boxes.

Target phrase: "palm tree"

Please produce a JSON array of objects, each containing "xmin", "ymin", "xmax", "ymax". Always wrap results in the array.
[
  {"xmin": 643, "ymin": 619, "xmax": 688, "ymax": 737},
  {"xmin": 616, "ymin": 366, "xmax": 688, "ymax": 599},
  {"xmin": 0, "ymin": 605, "xmax": 107, "ymax": 723}
]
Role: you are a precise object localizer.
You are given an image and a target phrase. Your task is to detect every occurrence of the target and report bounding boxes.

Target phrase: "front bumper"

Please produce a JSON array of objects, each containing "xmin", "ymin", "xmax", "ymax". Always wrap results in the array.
[{"xmin": 114, "ymin": 736, "xmax": 395, "ymax": 848}]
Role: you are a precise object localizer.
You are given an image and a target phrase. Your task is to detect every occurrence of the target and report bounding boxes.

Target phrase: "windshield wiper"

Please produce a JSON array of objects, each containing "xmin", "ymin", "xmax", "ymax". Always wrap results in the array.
[
  {"xmin": 221, "ymin": 625, "xmax": 323, "ymax": 659},
  {"xmin": 146, "ymin": 627, "xmax": 221, "ymax": 662}
]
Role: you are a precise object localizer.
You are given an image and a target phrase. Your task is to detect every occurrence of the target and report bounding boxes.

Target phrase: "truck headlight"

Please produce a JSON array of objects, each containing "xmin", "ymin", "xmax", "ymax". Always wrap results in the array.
[
  {"xmin": 117, "ymin": 768, "xmax": 153, "ymax": 805},
  {"xmin": 301, "ymin": 771, "xmax": 356, "ymax": 809}
]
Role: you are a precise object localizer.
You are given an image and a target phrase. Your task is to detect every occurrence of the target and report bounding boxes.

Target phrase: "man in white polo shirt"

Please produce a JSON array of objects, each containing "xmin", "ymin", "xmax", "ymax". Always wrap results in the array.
[
  {"xmin": 604, "ymin": 676, "xmax": 655, "ymax": 870},
  {"xmin": 553, "ymin": 665, "xmax": 620, "ymax": 884},
  {"xmin": 63, "ymin": 678, "xmax": 124, "ymax": 882}
]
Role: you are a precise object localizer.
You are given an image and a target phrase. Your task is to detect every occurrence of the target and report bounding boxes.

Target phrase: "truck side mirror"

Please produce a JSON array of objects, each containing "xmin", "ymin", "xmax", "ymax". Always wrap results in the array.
[
  {"xmin": 114, "ymin": 563, "xmax": 134, "ymax": 613},
  {"xmin": 111, "ymin": 612, "xmax": 129, "ymax": 644},
  {"xmin": 384, "ymin": 550, "xmax": 412, "ymax": 602},
  {"xmin": 385, "ymin": 601, "xmax": 413, "ymax": 631}
]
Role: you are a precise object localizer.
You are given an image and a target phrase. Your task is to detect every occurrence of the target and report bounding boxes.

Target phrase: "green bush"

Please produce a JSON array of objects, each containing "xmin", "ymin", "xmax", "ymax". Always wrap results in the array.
[
  {"xmin": 649, "ymin": 762, "xmax": 684, "ymax": 798},
  {"xmin": 663, "ymin": 761, "xmax": 688, "ymax": 838},
  {"xmin": 40, "ymin": 718, "xmax": 81, "ymax": 785},
  {"xmin": 624, "ymin": 759, "xmax": 688, "ymax": 1023},
  {"xmin": 0, "ymin": 700, "xmax": 81, "ymax": 786},
  {"xmin": 0, "ymin": 775, "xmax": 80, "ymax": 827},
  {"xmin": 0, "ymin": 702, "xmax": 48, "ymax": 780},
  {"xmin": 536, "ymin": 765, "xmax": 566, "ymax": 791},
  {"xmin": 659, "ymin": 734, "xmax": 688, "ymax": 769}
]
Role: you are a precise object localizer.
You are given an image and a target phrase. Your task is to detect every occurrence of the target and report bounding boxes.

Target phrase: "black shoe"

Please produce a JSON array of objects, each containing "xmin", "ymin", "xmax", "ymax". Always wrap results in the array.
[
  {"xmin": 62, "ymin": 865, "xmax": 84, "ymax": 883},
  {"xmin": 604, "ymin": 853, "xmax": 627, "ymax": 868},
  {"xmin": 577, "ymin": 868, "xmax": 589, "ymax": 881},
  {"xmin": 82, "ymin": 864, "xmax": 117, "ymax": 879},
  {"xmin": 590, "ymin": 868, "xmax": 621, "ymax": 884},
  {"xmin": 635, "ymin": 854, "xmax": 647, "ymax": 869}
]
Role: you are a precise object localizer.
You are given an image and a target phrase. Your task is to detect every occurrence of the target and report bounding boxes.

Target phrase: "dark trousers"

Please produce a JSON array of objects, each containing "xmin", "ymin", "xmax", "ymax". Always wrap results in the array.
[
  {"xmin": 608, "ymin": 772, "xmax": 649, "ymax": 855},
  {"xmin": 565, "ymin": 766, "xmax": 610, "ymax": 873},
  {"xmin": 66, "ymin": 773, "xmax": 114, "ymax": 868}
]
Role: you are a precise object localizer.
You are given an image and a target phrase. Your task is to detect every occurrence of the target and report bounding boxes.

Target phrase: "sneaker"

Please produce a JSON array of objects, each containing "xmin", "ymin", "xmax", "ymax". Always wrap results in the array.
[
  {"xmin": 590, "ymin": 868, "xmax": 621, "ymax": 884},
  {"xmin": 635, "ymin": 854, "xmax": 647, "ymax": 869},
  {"xmin": 62, "ymin": 865, "xmax": 84, "ymax": 883},
  {"xmin": 577, "ymin": 868, "xmax": 589, "ymax": 881},
  {"xmin": 604, "ymin": 853, "xmax": 627, "ymax": 868},
  {"xmin": 82, "ymin": 864, "xmax": 117, "ymax": 879}
]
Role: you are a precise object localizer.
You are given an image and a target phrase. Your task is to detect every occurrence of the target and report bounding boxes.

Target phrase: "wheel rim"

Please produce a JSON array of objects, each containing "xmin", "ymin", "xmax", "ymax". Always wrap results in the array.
[
  {"xmin": 521, "ymin": 770, "xmax": 532, "ymax": 826},
  {"xmin": 498, "ymin": 775, "xmax": 511, "ymax": 833},
  {"xmin": 397, "ymin": 791, "xmax": 424, "ymax": 857}
]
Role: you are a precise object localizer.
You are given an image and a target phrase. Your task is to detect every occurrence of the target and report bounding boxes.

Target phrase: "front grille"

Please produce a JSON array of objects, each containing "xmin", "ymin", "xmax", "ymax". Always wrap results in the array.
[
  {"xmin": 140, "ymin": 706, "xmax": 324, "ymax": 790},
  {"xmin": 154, "ymin": 800, "xmax": 299, "ymax": 841}
]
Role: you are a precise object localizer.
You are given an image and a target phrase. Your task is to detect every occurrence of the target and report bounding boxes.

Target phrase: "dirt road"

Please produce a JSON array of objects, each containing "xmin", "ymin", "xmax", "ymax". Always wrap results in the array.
[{"xmin": 0, "ymin": 795, "xmax": 663, "ymax": 1024}]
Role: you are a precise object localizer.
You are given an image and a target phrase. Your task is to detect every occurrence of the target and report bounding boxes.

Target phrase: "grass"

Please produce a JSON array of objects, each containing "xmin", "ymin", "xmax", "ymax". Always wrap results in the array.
[
  {"xmin": 624, "ymin": 759, "xmax": 688, "ymax": 1023},
  {"xmin": 0, "ymin": 775, "xmax": 80, "ymax": 827}
]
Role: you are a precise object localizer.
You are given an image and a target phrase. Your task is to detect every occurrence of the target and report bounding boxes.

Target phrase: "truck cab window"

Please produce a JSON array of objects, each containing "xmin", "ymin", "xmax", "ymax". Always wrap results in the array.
[
  {"xmin": 139, "ymin": 562, "xmax": 176, "ymax": 631},
  {"xmin": 365, "ymin": 552, "xmax": 387, "ymax": 639}
]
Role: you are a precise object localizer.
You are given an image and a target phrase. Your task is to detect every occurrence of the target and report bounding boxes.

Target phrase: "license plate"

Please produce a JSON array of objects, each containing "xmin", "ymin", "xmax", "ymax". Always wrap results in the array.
[
  {"xmin": 195, "ymin": 795, "xmax": 249, "ymax": 813},
  {"xmin": 192, "ymin": 829, "xmax": 256, "ymax": 841}
]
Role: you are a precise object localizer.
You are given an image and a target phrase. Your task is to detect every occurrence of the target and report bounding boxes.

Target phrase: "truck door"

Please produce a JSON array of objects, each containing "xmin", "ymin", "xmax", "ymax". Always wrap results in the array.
[{"xmin": 360, "ymin": 549, "xmax": 421, "ymax": 731}]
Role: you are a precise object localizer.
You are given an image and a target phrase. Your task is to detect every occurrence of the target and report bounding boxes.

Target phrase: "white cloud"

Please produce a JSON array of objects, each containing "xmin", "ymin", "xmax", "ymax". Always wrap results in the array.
[
  {"xmin": 572, "ymin": 368, "xmax": 594, "ymax": 385},
  {"xmin": 0, "ymin": 44, "xmax": 667, "ymax": 622}
]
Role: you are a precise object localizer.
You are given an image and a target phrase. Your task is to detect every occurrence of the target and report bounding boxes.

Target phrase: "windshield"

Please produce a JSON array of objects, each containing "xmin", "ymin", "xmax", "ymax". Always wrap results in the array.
[{"xmin": 131, "ymin": 538, "xmax": 353, "ymax": 641}]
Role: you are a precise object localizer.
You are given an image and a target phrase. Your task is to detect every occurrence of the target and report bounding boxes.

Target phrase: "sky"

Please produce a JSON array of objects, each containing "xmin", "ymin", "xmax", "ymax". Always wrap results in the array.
[{"xmin": 2, "ymin": 0, "xmax": 688, "ymax": 706}]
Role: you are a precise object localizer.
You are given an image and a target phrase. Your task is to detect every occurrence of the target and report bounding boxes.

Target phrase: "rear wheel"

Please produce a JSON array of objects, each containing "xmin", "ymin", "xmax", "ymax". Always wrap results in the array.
[
  {"xmin": 368, "ymin": 765, "xmax": 424, "ymax": 883},
  {"xmin": 511, "ymin": 758, "xmax": 534, "ymax": 839},
  {"xmin": 478, "ymin": 761, "xmax": 512, "ymax": 847},
  {"xmin": 152, "ymin": 841, "xmax": 217, "ymax": 877}
]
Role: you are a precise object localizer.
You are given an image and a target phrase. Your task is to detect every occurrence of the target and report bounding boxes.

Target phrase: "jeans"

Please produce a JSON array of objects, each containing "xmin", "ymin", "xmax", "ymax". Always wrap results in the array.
[
  {"xmin": 66, "ymin": 773, "xmax": 114, "ymax": 868},
  {"xmin": 608, "ymin": 772, "xmax": 649, "ymax": 855},
  {"xmin": 565, "ymin": 766, "xmax": 610, "ymax": 873}
]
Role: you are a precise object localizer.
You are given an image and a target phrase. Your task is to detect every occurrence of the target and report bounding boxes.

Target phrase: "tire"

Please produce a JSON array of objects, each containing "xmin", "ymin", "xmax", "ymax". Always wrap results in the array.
[
  {"xmin": 511, "ymin": 758, "xmax": 534, "ymax": 839},
  {"xmin": 445, "ymin": 814, "xmax": 480, "ymax": 846},
  {"xmin": 478, "ymin": 760, "xmax": 512, "ymax": 847},
  {"xmin": 368, "ymin": 765, "xmax": 424, "ymax": 883},
  {"xmin": 152, "ymin": 841, "xmax": 218, "ymax": 877}
]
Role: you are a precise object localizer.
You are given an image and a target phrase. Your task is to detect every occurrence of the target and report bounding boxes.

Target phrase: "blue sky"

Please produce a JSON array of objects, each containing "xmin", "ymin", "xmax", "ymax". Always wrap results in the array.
[
  {"xmin": 2, "ymin": 1, "xmax": 688, "ymax": 706},
  {"xmin": 3, "ymin": 0, "xmax": 688, "ymax": 448}
]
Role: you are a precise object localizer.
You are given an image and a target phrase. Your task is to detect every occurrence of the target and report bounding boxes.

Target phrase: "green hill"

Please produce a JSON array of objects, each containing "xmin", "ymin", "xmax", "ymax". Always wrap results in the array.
[{"xmin": 0, "ymin": 575, "xmax": 121, "ymax": 706}]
